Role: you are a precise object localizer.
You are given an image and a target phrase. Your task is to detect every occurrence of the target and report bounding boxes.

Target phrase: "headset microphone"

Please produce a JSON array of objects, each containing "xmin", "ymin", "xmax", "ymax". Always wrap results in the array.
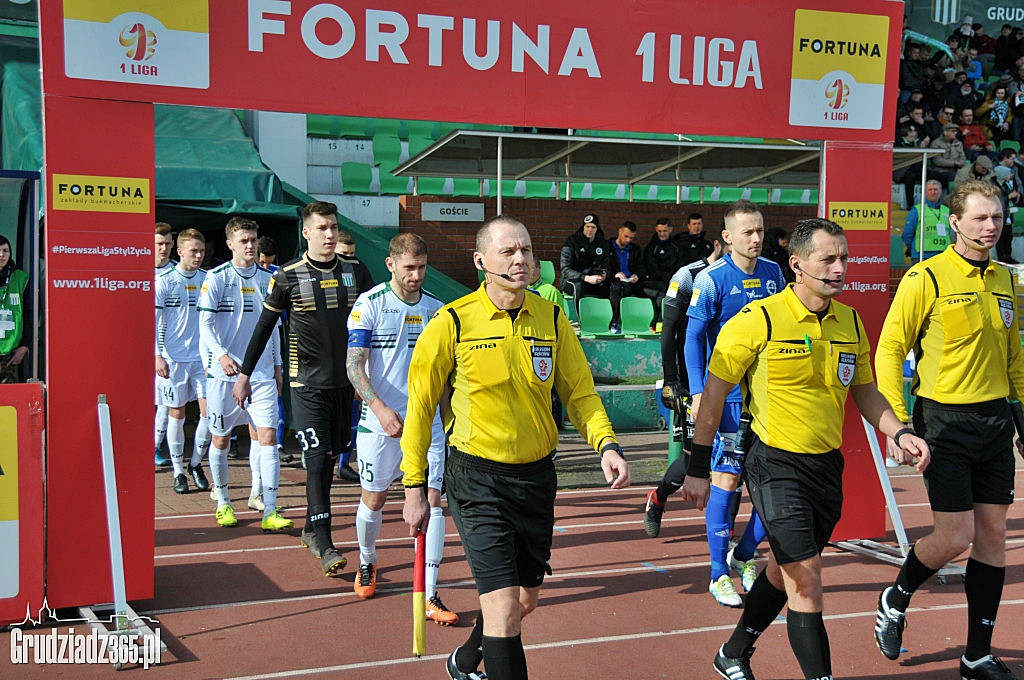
[
  {"xmin": 952, "ymin": 224, "xmax": 986, "ymax": 246},
  {"xmin": 794, "ymin": 263, "xmax": 841, "ymax": 285},
  {"xmin": 476, "ymin": 258, "xmax": 513, "ymax": 280}
]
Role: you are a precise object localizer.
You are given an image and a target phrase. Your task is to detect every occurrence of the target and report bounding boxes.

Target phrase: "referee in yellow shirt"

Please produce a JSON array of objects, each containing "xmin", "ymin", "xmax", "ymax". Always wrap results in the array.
[
  {"xmin": 400, "ymin": 215, "xmax": 630, "ymax": 680},
  {"xmin": 681, "ymin": 218, "xmax": 928, "ymax": 680},
  {"xmin": 873, "ymin": 180, "xmax": 1024, "ymax": 680}
]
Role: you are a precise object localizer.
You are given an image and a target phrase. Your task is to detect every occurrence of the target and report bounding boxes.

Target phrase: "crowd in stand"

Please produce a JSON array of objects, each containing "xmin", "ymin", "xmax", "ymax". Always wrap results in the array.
[
  {"xmin": 558, "ymin": 212, "xmax": 791, "ymax": 334},
  {"xmin": 896, "ymin": 16, "xmax": 1024, "ymax": 263}
]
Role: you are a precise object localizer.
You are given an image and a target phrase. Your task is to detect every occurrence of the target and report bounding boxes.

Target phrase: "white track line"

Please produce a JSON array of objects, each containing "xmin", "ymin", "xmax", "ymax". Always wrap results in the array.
[{"xmin": 224, "ymin": 598, "xmax": 1024, "ymax": 679}]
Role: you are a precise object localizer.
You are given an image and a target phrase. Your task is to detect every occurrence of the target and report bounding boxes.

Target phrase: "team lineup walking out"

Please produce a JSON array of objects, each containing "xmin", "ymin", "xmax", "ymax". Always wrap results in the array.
[{"xmin": 235, "ymin": 201, "xmax": 373, "ymax": 576}]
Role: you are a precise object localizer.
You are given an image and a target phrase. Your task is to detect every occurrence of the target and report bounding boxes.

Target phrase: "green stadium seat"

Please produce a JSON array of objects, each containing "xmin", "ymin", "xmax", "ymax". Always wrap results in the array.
[
  {"xmin": 1000, "ymin": 140, "xmax": 1020, "ymax": 153},
  {"xmin": 406, "ymin": 120, "xmax": 441, "ymax": 139},
  {"xmin": 526, "ymin": 181, "xmax": 558, "ymax": 198},
  {"xmin": 417, "ymin": 177, "xmax": 448, "ymax": 195},
  {"xmin": 620, "ymin": 296, "xmax": 656, "ymax": 335},
  {"xmin": 372, "ymin": 133, "xmax": 404, "ymax": 170},
  {"xmin": 407, "ymin": 134, "xmax": 435, "ymax": 157},
  {"xmin": 452, "ymin": 178, "xmax": 481, "ymax": 197},
  {"xmin": 579, "ymin": 297, "xmax": 614, "ymax": 337},
  {"xmin": 379, "ymin": 172, "xmax": 413, "ymax": 195},
  {"xmin": 340, "ymin": 162, "xmax": 374, "ymax": 194},
  {"xmin": 539, "ymin": 260, "xmax": 556, "ymax": 285},
  {"xmin": 633, "ymin": 184, "xmax": 677, "ymax": 202},
  {"xmin": 371, "ymin": 118, "xmax": 403, "ymax": 137},
  {"xmin": 307, "ymin": 115, "xmax": 373, "ymax": 138}
]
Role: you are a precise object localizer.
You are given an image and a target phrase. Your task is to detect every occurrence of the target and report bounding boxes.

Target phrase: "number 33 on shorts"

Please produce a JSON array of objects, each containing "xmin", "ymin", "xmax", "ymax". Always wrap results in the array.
[{"xmin": 295, "ymin": 428, "xmax": 320, "ymax": 451}]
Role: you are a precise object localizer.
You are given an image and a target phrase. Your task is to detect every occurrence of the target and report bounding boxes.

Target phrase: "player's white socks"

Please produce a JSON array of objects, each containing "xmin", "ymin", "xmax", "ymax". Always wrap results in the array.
[
  {"xmin": 167, "ymin": 416, "xmax": 186, "ymax": 475},
  {"xmin": 155, "ymin": 405, "xmax": 168, "ymax": 449},
  {"xmin": 425, "ymin": 506, "xmax": 445, "ymax": 599},
  {"xmin": 356, "ymin": 500, "xmax": 382, "ymax": 566},
  {"xmin": 249, "ymin": 439, "xmax": 262, "ymax": 496},
  {"xmin": 259, "ymin": 445, "xmax": 280, "ymax": 518},
  {"xmin": 191, "ymin": 416, "xmax": 211, "ymax": 467},
  {"xmin": 209, "ymin": 445, "xmax": 230, "ymax": 506}
]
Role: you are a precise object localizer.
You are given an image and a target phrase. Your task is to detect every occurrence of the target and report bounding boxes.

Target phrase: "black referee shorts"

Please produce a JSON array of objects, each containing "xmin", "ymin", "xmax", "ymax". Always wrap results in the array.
[
  {"xmin": 913, "ymin": 397, "xmax": 1015, "ymax": 513},
  {"xmin": 289, "ymin": 385, "xmax": 353, "ymax": 458},
  {"xmin": 444, "ymin": 448, "xmax": 557, "ymax": 595},
  {"xmin": 743, "ymin": 437, "xmax": 844, "ymax": 565}
]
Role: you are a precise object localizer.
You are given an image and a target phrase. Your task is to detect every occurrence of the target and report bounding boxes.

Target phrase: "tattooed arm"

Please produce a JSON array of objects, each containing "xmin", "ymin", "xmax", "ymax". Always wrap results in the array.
[{"xmin": 346, "ymin": 345, "xmax": 403, "ymax": 437}]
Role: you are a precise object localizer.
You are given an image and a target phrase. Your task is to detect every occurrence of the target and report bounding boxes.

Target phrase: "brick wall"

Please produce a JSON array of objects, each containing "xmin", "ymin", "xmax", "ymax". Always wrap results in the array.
[{"xmin": 400, "ymin": 196, "xmax": 818, "ymax": 290}]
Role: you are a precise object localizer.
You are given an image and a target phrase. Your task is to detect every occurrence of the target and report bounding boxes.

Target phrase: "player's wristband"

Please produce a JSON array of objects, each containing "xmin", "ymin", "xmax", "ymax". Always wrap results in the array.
[
  {"xmin": 893, "ymin": 427, "xmax": 916, "ymax": 448},
  {"xmin": 403, "ymin": 482, "xmax": 426, "ymax": 489},
  {"xmin": 689, "ymin": 443, "xmax": 712, "ymax": 479},
  {"xmin": 600, "ymin": 442, "xmax": 625, "ymax": 460}
]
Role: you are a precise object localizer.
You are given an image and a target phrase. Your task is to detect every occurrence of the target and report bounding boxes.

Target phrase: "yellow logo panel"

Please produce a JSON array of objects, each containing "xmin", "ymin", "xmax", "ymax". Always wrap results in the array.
[
  {"xmin": 789, "ymin": 10, "xmax": 889, "ymax": 130},
  {"xmin": 320, "ymin": 279, "xmax": 339, "ymax": 289},
  {"xmin": 62, "ymin": 0, "xmax": 209, "ymax": 32},
  {"xmin": 52, "ymin": 174, "xmax": 150, "ymax": 213},
  {"xmin": 743, "ymin": 279, "xmax": 762, "ymax": 289},
  {"xmin": 0, "ymin": 406, "xmax": 17, "ymax": 522},
  {"xmin": 792, "ymin": 10, "xmax": 888, "ymax": 83},
  {"xmin": 828, "ymin": 202, "xmax": 888, "ymax": 231}
]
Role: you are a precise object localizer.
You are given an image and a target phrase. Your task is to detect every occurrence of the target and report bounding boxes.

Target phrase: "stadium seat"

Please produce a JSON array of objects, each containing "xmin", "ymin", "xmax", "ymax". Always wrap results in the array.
[
  {"xmin": 539, "ymin": 260, "xmax": 556, "ymax": 285},
  {"xmin": 379, "ymin": 172, "xmax": 413, "ymax": 195},
  {"xmin": 1000, "ymin": 140, "xmax": 1020, "ymax": 153},
  {"xmin": 340, "ymin": 162, "xmax": 375, "ymax": 194},
  {"xmin": 452, "ymin": 178, "xmax": 481, "ymax": 197},
  {"xmin": 307, "ymin": 115, "xmax": 373, "ymax": 138},
  {"xmin": 417, "ymin": 177, "xmax": 448, "ymax": 195},
  {"xmin": 620, "ymin": 297, "xmax": 656, "ymax": 335},
  {"xmin": 407, "ymin": 134, "xmax": 435, "ymax": 157},
  {"xmin": 579, "ymin": 297, "xmax": 614, "ymax": 337},
  {"xmin": 372, "ymin": 133, "xmax": 405, "ymax": 170}
]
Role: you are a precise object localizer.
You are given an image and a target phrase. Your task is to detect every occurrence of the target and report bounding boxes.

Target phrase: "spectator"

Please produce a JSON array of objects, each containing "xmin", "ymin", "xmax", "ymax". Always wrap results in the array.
[
  {"xmin": 0, "ymin": 235, "xmax": 28, "ymax": 384},
  {"xmin": 559, "ymin": 213, "xmax": 610, "ymax": 310},
  {"xmin": 528, "ymin": 261, "xmax": 569, "ymax": 315},
  {"xmin": 903, "ymin": 105, "xmax": 931, "ymax": 144},
  {"xmin": 674, "ymin": 212, "xmax": 714, "ymax": 266},
  {"xmin": 925, "ymin": 104, "xmax": 956, "ymax": 142},
  {"xmin": 992, "ymin": 165, "xmax": 1019, "ymax": 262},
  {"xmin": 607, "ymin": 221, "xmax": 646, "ymax": 334},
  {"xmin": 998, "ymin": 147, "xmax": 1023, "ymax": 192},
  {"xmin": 956, "ymin": 108, "xmax": 994, "ymax": 161},
  {"xmin": 927, "ymin": 34, "xmax": 962, "ymax": 80},
  {"xmin": 641, "ymin": 217, "xmax": 681, "ymax": 330},
  {"xmin": 950, "ymin": 78, "xmax": 984, "ymax": 115},
  {"xmin": 968, "ymin": 24, "xmax": 995, "ymax": 64},
  {"xmin": 964, "ymin": 47, "xmax": 983, "ymax": 86},
  {"xmin": 993, "ymin": 24, "xmax": 1016, "ymax": 74},
  {"xmin": 894, "ymin": 123, "xmax": 926, "ymax": 208},
  {"xmin": 951, "ymin": 15, "xmax": 975, "ymax": 47},
  {"xmin": 1012, "ymin": 62, "xmax": 1024, "ymax": 143},
  {"xmin": 897, "ymin": 90, "xmax": 931, "ymax": 124},
  {"xmin": 899, "ymin": 43, "xmax": 926, "ymax": 101},
  {"xmin": 929, "ymin": 122, "xmax": 967, "ymax": 187},
  {"xmin": 943, "ymin": 70, "xmax": 969, "ymax": 103},
  {"xmin": 902, "ymin": 179, "xmax": 951, "ymax": 260},
  {"xmin": 954, "ymin": 154, "xmax": 994, "ymax": 188},
  {"xmin": 978, "ymin": 83, "xmax": 1014, "ymax": 145}
]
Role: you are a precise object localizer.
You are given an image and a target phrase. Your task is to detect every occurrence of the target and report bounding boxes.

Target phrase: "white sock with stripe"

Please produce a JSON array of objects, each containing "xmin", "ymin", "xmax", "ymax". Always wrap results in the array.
[
  {"xmin": 167, "ymin": 416, "xmax": 186, "ymax": 475},
  {"xmin": 425, "ymin": 506, "xmax": 445, "ymax": 599}
]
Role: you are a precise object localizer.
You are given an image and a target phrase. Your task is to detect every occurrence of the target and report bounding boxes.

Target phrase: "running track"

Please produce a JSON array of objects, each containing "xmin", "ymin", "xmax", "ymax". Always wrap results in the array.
[{"xmin": 3, "ymin": 435, "xmax": 1022, "ymax": 679}]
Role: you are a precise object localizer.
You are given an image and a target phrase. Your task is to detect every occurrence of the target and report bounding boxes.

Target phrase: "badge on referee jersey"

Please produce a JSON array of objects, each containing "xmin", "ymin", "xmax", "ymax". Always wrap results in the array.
[
  {"xmin": 998, "ymin": 298, "xmax": 1014, "ymax": 329},
  {"xmin": 532, "ymin": 345, "xmax": 553, "ymax": 381},
  {"xmin": 837, "ymin": 352, "xmax": 856, "ymax": 387}
]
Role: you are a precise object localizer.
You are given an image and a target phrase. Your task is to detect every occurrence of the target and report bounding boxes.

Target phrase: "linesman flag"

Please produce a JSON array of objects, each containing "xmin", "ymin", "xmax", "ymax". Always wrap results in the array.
[{"xmin": 412, "ymin": 531, "xmax": 426, "ymax": 656}]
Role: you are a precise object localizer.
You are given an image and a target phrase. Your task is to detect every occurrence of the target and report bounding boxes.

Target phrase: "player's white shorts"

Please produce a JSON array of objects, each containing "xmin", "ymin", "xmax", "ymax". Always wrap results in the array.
[
  {"xmin": 206, "ymin": 379, "xmax": 278, "ymax": 436},
  {"xmin": 157, "ymin": 360, "xmax": 206, "ymax": 407},
  {"xmin": 154, "ymin": 376, "xmax": 162, "ymax": 405},
  {"xmin": 356, "ymin": 431, "xmax": 444, "ymax": 493}
]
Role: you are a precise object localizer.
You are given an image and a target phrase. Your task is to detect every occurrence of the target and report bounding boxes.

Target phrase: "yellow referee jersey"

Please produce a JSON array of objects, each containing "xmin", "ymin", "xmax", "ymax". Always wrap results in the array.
[
  {"xmin": 877, "ymin": 246, "xmax": 1024, "ymax": 423},
  {"xmin": 709, "ymin": 284, "xmax": 873, "ymax": 454},
  {"xmin": 400, "ymin": 284, "xmax": 617, "ymax": 486}
]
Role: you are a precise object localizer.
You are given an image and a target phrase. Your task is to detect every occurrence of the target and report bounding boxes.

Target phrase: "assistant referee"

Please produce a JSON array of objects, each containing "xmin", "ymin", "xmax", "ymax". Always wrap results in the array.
[
  {"xmin": 681, "ymin": 218, "xmax": 928, "ymax": 680},
  {"xmin": 400, "ymin": 215, "xmax": 630, "ymax": 680},
  {"xmin": 873, "ymin": 180, "xmax": 1024, "ymax": 680}
]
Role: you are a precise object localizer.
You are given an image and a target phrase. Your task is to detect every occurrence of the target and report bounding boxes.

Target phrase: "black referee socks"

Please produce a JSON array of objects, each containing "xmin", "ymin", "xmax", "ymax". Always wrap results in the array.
[
  {"xmin": 481, "ymin": 634, "xmax": 527, "ymax": 680},
  {"xmin": 723, "ymin": 569, "xmax": 788, "ymax": 658},
  {"xmin": 787, "ymin": 609, "xmax": 831, "ymax": 680},
  {"xmin": 964, "ymin": 558, "xmax": 1005, "ymax": 662}
]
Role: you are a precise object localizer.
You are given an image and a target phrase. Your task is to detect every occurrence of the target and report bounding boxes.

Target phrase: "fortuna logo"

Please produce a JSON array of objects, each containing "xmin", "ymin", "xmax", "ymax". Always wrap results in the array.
[
  {"xmin": 797, "ymin": 37, "xmax": 882, "ymax": 58},
  {"xmin": 119, "ymin": 22, "xmax": 157, "ymax": 61},
  {"xmin": 826, "ymin": 78, "xmax": 850, "ymax": 109}
]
